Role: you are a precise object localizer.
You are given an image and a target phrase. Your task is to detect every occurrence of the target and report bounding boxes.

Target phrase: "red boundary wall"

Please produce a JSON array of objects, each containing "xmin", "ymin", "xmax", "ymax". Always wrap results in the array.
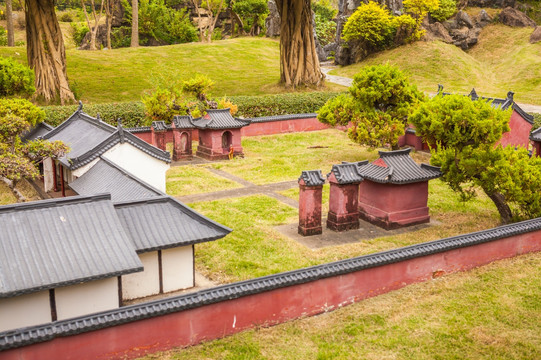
[{"xmin": 2, "ymin": 228, "xmax": 541, "ymax": 360}]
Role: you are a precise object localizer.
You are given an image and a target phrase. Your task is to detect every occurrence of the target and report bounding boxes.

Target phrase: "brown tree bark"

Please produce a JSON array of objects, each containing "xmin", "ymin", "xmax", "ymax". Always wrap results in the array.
[
  {"xmin": 6, "ymin": 0, "xmax": 14, "ymax": 47},
  {"xmin": 275, "ymin": 0, "xmax": 323, "ymax": 88},
  {"xmin": 105, "ymin": 0, "xmax": 112, "ymax": 49},
  {"xmin": 26, "ymin": 0, "xmax": 75, "ymax": 104},
  {"xmin": 131, "ymin": 0, "xmax": 139, "ymax": 47},
  {"xmin": 81, "ymin": 0, "xmax": 105, "ymax": 50},
  {"xmin": 487, "ymin": 191, "xmax": 513, "ymax": 224}
]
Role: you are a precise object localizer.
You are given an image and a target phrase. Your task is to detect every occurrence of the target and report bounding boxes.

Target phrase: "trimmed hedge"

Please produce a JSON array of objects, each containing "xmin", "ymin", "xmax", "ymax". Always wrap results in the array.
[{"xmin": 42, "ymin": 92, "xmax": 343, "ymax": 127}]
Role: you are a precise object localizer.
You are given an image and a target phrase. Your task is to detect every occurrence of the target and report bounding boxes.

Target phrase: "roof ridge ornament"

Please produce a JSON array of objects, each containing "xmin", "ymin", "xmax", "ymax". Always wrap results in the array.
[
  {"xmin": 437, "ymin": 84, "xmax": 443, "ymax": 95},
  {"xmin": 117, "ymin": 118, "xmax": 125, "ymax": 143},
  {"xmin": 469, "ymin": 88, "xmax": 478, "ymax": 100},
  {"xmin": 77, "ymin": 100, "xmax": 83, "ymax": 111},
  {"xmin": 507, "ymin": 91, "xmax": 514, "ymax": 101}
]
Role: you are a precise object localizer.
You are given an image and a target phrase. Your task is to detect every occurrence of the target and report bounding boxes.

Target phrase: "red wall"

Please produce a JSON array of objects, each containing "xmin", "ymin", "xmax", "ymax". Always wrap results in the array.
[
  {"xmin": 241, "ymin": 117, "xmax": 330, "ymax": 136},
  {"xmin": 498, "ymin": 110, "xmax": 532, "ymax": 148},
  {"xmin": 3, "ymin": 230, "xmax": 541, "ymax": 360}
]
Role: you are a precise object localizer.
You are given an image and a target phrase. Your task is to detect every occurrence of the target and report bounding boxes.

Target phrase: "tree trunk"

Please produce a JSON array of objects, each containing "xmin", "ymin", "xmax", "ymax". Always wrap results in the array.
[
  {"xmin": 105, "ymin": 0, "xmax": 112, "ymax": 49},
  {"xmin": 131, "ymin": 0, "xmax": 139, "ymax": 47},
  {"xmin": 487, "ymin": 191, "xmax": 513, "ymax": 224},
  {"xmin": 275, "ymin": 0, "xmax": 323, "ymax": 88},
  {"xmin": 26, "ymin": 0, "xmax": 75, "ymax": 104},
  {"xmin": 6, "ymin": 0, "xmax": 14, "ymax": 47}
]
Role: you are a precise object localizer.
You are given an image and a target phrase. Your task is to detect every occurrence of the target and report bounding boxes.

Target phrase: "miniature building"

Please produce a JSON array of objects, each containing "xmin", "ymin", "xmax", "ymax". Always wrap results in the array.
[
  {"xmin": 192, "ymin": 109, "xmax": 251, "ymax": 160},
  {"xmin": 399, "ymin": 87, "xmax": 534, "ymax": 150},
  {"xmin": 530, "ymin": 127, "xmax": 541, "ymax": 156},
  {"xmin": 298, "ymin": 170, "xmax": 326, "ymax": 236},
  {"xmin": 33, "ymin": 105, "xmax": 171, "ymax": 193},
  {"xmin": 151, "ymin": 121, "xmax": 168, "ymax": 151},
  {"xmin": 172, "ymin": 115, "xmax": 196, "ymax": 160},
  {"xmin": 357, "ymin": 149, "xmax": 441, "ymax": 230},
  {"xmin": 327, "ymin": 163, "xmax": 364, "ymax": 231}
]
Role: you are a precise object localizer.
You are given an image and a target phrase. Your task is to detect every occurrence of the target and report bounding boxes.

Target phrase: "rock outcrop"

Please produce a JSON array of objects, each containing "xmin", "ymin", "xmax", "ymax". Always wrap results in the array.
[
  {"xmin": 265, "ymin": 0, "xmax": 280, "ymax": 37},
  {"xmin": 530, "ymin": 26, "xmax": 541, "ymax": 43},
  {"xmin": 499, "ymin": 7, "xmax": 537, "ymax": 27}
]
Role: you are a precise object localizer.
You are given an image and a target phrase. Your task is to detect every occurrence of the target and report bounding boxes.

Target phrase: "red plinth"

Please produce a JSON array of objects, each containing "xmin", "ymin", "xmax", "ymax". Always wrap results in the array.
[
  {"xmin": 298, "ymin": 180, "xmax": 323, "ymax": 236},
  {"xmin": 172, "ymin": 124, "xmax": 193, "ymax": 161},
  {"xmin": 196, "ymin": 128, "xmax": 243, "ymax": 160},
  {"xmin": 327, "ymin": 174, "xmax": 360, "ymax": 231},
  {"xmin": 358, "ymin": 180, "xmax": 430, "ymax": 230}
]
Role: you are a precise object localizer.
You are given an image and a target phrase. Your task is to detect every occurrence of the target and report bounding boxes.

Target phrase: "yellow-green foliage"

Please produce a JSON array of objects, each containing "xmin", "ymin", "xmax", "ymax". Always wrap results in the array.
[
  {"xmin": 318, "ymin": 64, "xmax": 424, "ymax": 149},
  {"xmin": 341, "ymin": 1, "xmax": 395, "ymax": 47},
  {"xmin": 403, "ymin": 0, "xmax": 439, "ymax": 39},
  {"xmin": 141, "ymin": 87, "xmax": 188, "ymax": 123},
  {"xmin": 431, "ymin": 0, "xmax": 457, "ymax": 22}
]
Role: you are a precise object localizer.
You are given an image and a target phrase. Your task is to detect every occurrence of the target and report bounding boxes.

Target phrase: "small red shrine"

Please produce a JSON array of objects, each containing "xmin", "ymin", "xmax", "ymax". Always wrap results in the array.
[
  {"xmin": 298, "ymin": 170, "xmax": 326, "ymax": 236},
  {"xmin": 356, "ymin": 149, "xmax": 441, "ymax": 230},
  {"xmin": 326, "ymin": 163, "xmax": 364, "ymax": 231}
]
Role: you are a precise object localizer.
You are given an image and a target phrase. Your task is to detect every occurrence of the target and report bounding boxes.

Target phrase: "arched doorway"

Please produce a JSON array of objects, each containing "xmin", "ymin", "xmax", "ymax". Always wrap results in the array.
[
  {"xmin": 180, "ymin": 132, "xmax": 189, "ymax": 153},
  {"xmin": 222, "ymin": 131, "xmax": 232, "ymax": 152}
]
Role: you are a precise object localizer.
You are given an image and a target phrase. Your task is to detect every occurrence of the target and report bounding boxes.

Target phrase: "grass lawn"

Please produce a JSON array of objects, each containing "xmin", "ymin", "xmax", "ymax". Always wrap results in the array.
[
  {"xmin": 331, "ymin": 24, "xmax": 541, "ymax": 105},
  {"xmin": 141, "ymin": 251, "xmax": 541, "ymax": 359},
  {"xmin": 181, "ymin": 129, "xmax": 500, "ymax": 284},
  {"xmin": 0, "ymin": 37, "xmax": 344, "ymax": 104},
  {"xmin": 166, "ymin": 166, "xmax": 242, "ymax": 197}
]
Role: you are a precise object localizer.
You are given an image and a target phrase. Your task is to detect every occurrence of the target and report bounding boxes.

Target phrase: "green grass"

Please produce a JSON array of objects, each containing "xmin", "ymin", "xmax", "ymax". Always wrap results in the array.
[
  {"xmin": 210, "ymin": 130, "xmax": 382, "ymax": 185},
  {"xmin": 141, "ymin": 252, "xmax": 541, "ymax": 359},
  {"xmin": 0, "ymin": 37, "xmax": 344, "ymax": 104},
  {"xmin": 331, "ymin": 24, "xmax": 541, "ymax": 104},
  {"xmin": 166, "ymin": 166, "xmax": 242, "ymax": 197}
]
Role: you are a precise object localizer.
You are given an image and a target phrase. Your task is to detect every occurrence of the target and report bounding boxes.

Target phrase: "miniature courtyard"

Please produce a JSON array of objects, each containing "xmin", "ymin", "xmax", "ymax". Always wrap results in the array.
[{"xmin": 161, "ymin": 129, "xmax": 500, "ymax": 285}]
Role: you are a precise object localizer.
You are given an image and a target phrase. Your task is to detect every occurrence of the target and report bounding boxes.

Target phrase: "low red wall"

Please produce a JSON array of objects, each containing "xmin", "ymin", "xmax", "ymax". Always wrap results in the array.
[
  {"xmin": 241, "ymin": 117, "xmax": 330, "ymax": 137},
  {"xmin": 3, "ymin": 230, "xmax": 541, "ymax": 360},
  {"xmin": 498, "ymin": 110, "xmax": 532, "ymax": 148}
]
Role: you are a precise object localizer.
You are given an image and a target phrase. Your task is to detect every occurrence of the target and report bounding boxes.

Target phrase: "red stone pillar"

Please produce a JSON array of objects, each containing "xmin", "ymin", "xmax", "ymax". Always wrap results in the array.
[
  {"xmin": 151, "ymin": 121, "xmax": 167, "ymax": 151},
  {"xmin": 327, "ymin": 164, "xmax": 363, "ymax": 231},
  {"xmin": 298, "ymin": 170, "xmax": 325, "ymax": 236},
  {"xmin": 171, "ymin": 122, "xmax": 193, "ymax": 161}
]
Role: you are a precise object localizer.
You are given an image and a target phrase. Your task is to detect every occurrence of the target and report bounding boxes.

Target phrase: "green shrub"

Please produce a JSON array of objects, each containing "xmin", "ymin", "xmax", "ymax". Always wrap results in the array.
[
  {"xmin": 42, "ymin": 101, "xmax": 146, "ymax": 128},
  {"xmin": 0, "ymin": 57, "xmax": 35, "ymax": 97},
  {"xmin": 315, "ymin": 14, "xmax": 337, "ymax": 46},
  {"xmin": 141, "ymin": 87, "xmax": 189, "ymax": 124},
  {"xmin": 431, "ymin": 0, "xmax": 457, "ymax": 22},
  {"xmin": 70, "ymin": 22, "xmax": 89, "ymax": 47},
  {"xmin": 59, "ymin": 12, "xmax": 74, "ymax": 22},
  {"xmin": 0, "ymin": 27, "xmax": 7, "ymax": 46},
  {"xmin": 111, "ymin": 26, "xmax": 132, "ymax": 48},
  {"xmin": 341, "ymin": 2, "xmax": 395, "ymax": 48},
  {"xmin": 312, "ymin": 0, "xmax": 336, "ymax": 22}
]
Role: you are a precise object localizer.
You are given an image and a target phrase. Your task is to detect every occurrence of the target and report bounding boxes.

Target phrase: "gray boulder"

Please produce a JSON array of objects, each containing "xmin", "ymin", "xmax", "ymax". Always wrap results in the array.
[
  {"xmin": 499, "ymin": 7, "xmax": 536, "ymax": 27},
  {"xmin": 468, "ymin": 0, "xmax": 515, "ymax": 7},
  {"xmin": 456, "ymin": 10, "xmax": 474, "ymax": 28},
  {"xmin": 425, "ymin": 22, "xmax": 454, "ymax": 43},
  {"xmin": 477, "ymin": 9, "xmax": 492, "ymax": 27},
  {"xmin": 265, "ymin": 0, "xmax": 280, "ymax": 37}
]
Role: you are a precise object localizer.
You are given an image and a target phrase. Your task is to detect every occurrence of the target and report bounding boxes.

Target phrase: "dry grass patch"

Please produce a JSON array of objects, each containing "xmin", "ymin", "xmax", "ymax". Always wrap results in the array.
[{"xmin": 0, "ymin": 182, "xmax": 17, "ymax": 205}]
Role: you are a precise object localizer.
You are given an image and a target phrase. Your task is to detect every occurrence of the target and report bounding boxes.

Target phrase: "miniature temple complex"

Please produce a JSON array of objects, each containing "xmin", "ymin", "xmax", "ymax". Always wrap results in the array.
[
  {"xmin": 298, "ymin": 170, "xmax": 326, "ymax": 236},
  {"xmin": 357, "ymin": 149, "xmax": 441, "ymax": 229},
  {"xmin": 326, "ymin": 163, "xmax": 364, "ymax": 231},
  {"xmin": 172, "ymin": 115, "xmax": 196, "ymax": 160}
]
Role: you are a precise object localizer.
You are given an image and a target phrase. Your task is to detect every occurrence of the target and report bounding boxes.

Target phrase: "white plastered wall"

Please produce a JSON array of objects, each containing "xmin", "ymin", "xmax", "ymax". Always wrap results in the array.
[
  {"xmin": 55, "ymin": 277, "xmax": 119, "ymax": 320},
  {"xmin": 71, "ymin": 157, "xmax": 100, "ymax": 179},
  {"xmin": 0, "ymin": 290, "xmax": 51, "ymax": 332},
  {"xmin": 162, "ymin": 246, "xmax": 194, "ymax": 292},
  {"xmin": 102, "ymin": 143, "xmax": 169, "ymax": 192},
  {"xmin": 121, "ymin": 251, "xmax": 160, "ymax": 300}
]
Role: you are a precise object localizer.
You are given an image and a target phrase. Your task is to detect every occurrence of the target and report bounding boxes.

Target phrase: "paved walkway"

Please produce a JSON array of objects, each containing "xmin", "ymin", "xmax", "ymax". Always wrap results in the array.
[{"xmin": 321, "ymin": 65, "xmax": 541, "ymax": 114}]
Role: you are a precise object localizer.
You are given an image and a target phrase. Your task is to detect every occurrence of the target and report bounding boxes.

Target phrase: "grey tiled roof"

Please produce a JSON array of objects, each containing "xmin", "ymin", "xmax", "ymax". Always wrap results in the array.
[
  {"xmin": 151, "ymin": 121, "xmax": 168, "ymax": 131},
  {"xmin": 357, "ymin": 148, "xmax": 441, "ymax": 184},
  {"xmin": 173, "ymin": 115, "xmax": 196, "ymax": 129},
  {"xmin": 328, "ymin": 163, "xmax": 364, "ymax": 184},
  {"xmin": 125, "ymin": 126, "xmax": 152, "ymax": 133},
  {"xmin": 530, "ymin": 127, "xmax": 541, "ymax": 141},
  {"xmin": 66, "ymin": 128, "xmax": 171, "ymax": 169},
  {"xmin": 249, "ymin": 113, "xmax": 317, "ymax": 123},
  {"xmin": 439, "ymin": 86, "xmax": 534, "ymax": 124},
  {"xmin": 298, "ymin": 170, "xmax": 326, "ymax": 186},
  {"xmin": 192, "ymin": 109, "xmax": 251, "ymax": 129},
  {"xmin": 43, "ymin": 110, "xmax": 116, "ymax": 163},
  {"xmin": 21, "ymin": 122, "xmax": 54, "ymax": 142},
  {"xmin": 0, "ymin": 194, "xmax": 143, "ymax": 299},
  {"xmin": 3, "ymin": 215, "xmax": 541, "ymax": 349},
  {"xmin": 114, "ymin": 196, "xmax": 231, "ymax": 253},
  {"xmin": 70, "ymin": 158, "xmax": 164, "ymax": 202}
]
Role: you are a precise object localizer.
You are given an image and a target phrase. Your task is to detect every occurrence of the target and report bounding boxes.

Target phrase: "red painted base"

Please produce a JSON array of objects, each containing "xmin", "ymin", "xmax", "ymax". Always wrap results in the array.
[
  {"xmin": 298, "ymin": 225, "xmax": 323, "ymax": 236},
  {"xmin": 326, "ymin": 211, "xmax": 360, "ymax": 231},
  {"xmin": 196, "ymin": 145, "xmax": 244, "ymax": 160},
  {"xmin": 359, "ymin": 203, "xmax": 430, "ymax": 230}
]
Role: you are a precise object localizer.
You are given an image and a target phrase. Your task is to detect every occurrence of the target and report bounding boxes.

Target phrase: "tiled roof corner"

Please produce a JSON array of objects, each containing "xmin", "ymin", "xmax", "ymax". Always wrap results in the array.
[
  {"xmin": 192, "ymin": 109, "xmax": 251, "ymax": 129},
  {"xmin": 328, "ymin": 163, "xmax": 363, "ymax": 184},
  {"xmin": 299, "ymin": 170, "xmax": 326, "ymax": 186},
  {"xmin": 125, "ymin": 126, "xmax": 152, "ymax": 133},
  {"xmin": 173, "ymin": 115, "xmax": 196, "ymax": 129},
  {"xmin": 151, "ymin": 121, "xmax": 168, "ymax": 131}
]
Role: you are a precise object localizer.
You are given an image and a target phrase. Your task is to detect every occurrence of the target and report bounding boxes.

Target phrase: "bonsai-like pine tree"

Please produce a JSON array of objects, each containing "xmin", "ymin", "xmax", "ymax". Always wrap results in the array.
[
  {"xmin": 318, "ymin": 64, "xmax": 424, "ymax": 149},
  {"xmin": 409, "ymin": 94, "xmax": 541, "ymax": 224}
]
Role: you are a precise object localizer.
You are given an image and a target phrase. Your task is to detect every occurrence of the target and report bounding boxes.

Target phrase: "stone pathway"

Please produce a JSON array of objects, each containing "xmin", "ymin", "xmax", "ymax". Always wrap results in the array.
[{"xmin": 321, "ymin": 65, "xmax": 541, "ymax": 114}]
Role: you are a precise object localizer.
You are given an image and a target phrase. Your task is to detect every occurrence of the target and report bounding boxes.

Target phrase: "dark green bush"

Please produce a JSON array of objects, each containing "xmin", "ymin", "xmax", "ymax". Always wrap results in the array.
[
  {"xmin": 42, "ymin": 101, "xmax": 146, "ymax": 128},
  {"xmin": 0, "ymin": 26, "xmax": 7, "ymax": 46},
  {"xmin": 111, "ymin": 26, "xmax": 132, "ymax": 48},
  {"xmin": 0, "ymin": 56, "xmax": 35, "ymax": 97},
  {"xmin": 43, "ymin": 92, "xmax": 343, "ymax": 127},
  {"xmin": 70, "ymin": 22, "xmax": 89, "ymax": 47}
]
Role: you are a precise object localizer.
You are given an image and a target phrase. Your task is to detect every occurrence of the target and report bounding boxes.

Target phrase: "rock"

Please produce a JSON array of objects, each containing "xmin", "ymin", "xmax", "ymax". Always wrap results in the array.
[
  {"xmin": 111, "ymin": 0, "xmax": 125, "ymax": 27},
  {"xmin": 468, "ymin": 0, "xmax": 515, "ymax": 7},
  {"xmin": 265, "ymin": 0, "xmax": 280, "ymax": 37},
  {"xmin": 79, "ymin": 24, "xmax": 108, "ymax": 50},
  {"xmin": 449, "ymin": 26, "xmax": 481, "ymax": 50},
  {"xmin": 530, "ymin": 26, "xmax": 541, "ymax": 44},
  {"xmin": 425, "ymin": 22, "xmax": 454, "ymax": 43},
  {"xmin": 324, "ymin": 42, "xmax": 338, "ymax": 54},
  {"xmin": 456, "ymin": 10, "xmax": 474, "ymax": 28},
  {"xmin": 499, "ymin": 7, "xmax": 536, "ymax": 27},
  {"xmin": 477, "ymin": 9, "xmax": 492, "ymax": 27}
]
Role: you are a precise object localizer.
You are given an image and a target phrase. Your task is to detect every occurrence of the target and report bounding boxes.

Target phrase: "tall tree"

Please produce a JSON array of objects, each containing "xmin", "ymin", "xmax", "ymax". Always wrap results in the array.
[
  {"xmin": 105, "ymin": 0, "xmax": 113, "ymax": 49},
  {"xmin": 192, "ymin": 0, "xmax": 225, "ymax": 42},
  {"xmin": 6, "ymin": 0, "xmax": 14, "ymax": 47},
  {"xmin": 275, "ymin": 0, "xmax": 323, "ymax": 87},
  {"xmin": 81, "ymin": 0, "xmax": 106, "ymax": 50},
  {"xmin": 25, "ymin": 0, "xmax": 76, "ymax": 104},
  {"xmin": 131, "ymin": 0, "xmax": 139, "ymax": 46}
]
